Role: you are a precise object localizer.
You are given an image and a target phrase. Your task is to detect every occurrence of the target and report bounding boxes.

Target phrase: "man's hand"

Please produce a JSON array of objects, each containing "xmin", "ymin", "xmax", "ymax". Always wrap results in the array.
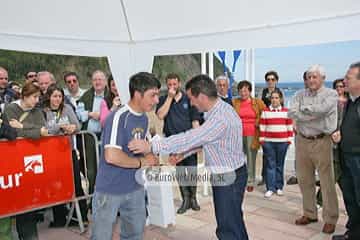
[
  {"xmin": 88, "ymin": 111, "xmax": 100, "ymax": 120},
  {"xmin": 168, "ymin": 154, "xmax": 184, "ymax": 165},
  {"xmin": 128, "ymin": 139, "xmax": 151, "ymax": 154},
  {"xmin": 168, "ymin": 88, "xmax": 176, "ymax": 99},
  {"xmin": 141, "ymin": 153, "xmax": 159, "ymax": 167},
  {"xmin": 331, "ymin": 130, "xmax": 341, "ymax": 143}
]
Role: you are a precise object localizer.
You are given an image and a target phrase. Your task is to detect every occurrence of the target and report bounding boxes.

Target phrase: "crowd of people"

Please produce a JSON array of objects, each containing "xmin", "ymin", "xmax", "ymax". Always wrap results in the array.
[
  {"xmin": 0, "ymin": 67, "xmax": 119, "ymax": 240},
  {"xmin": 0, "ymin": 61, "xmax": 359, "ymax": 240}
]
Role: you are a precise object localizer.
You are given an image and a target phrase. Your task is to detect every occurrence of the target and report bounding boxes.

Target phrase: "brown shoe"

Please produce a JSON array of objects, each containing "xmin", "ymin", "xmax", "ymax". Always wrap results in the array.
[
  {"xmin": 322, "ymin": 223, "xmax": 335, "ymax": 234},
  {"xmin": 246, "ymin": 186, "xmax": 254, "ymax": 192},
  {"xmin": 295, "ymin": 216, "xmax": 318, "ymax": 225}
]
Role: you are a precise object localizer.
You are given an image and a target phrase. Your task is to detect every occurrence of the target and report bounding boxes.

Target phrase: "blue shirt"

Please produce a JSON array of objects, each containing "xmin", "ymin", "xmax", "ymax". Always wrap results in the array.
[
  {"xmin": 156, "ymin": 92, "xmax": 202, "ymax": 137},
  {"xmin": 95, "ymin": 104, "xmax": 148, "ymax": 195},
  {"xmin": 87, "ymin": 93, "xmax": 103, "ymax": 133}
]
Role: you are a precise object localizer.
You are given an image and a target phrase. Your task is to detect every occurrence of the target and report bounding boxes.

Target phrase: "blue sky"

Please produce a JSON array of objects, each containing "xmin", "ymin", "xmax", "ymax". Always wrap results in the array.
[{"xmin": 217, "ymin": 40, "xmax": 360, "ymax": 83}]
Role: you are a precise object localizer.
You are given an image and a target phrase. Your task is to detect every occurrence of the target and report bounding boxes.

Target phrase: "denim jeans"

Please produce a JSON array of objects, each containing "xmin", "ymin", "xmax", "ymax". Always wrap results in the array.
[
  {"xmin": 91, "ymin": 188, "xmax": 146, "ymax": 240},
  {"xmin": 212, "ymin": 165, "xmax": 248, "ymax": 240},
  {"xmin": 341, "ymin": 152, "xmax": 360, "ymax": 238},
  {"xmin": 262, "ymin": 142, "xmax": 289, "ymax": 192}
]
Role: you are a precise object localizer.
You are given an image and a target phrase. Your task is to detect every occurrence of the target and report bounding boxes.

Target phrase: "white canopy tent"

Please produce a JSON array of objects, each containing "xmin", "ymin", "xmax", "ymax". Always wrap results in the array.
[{"xmin": 1, "ymin": 0, "xmax": 360, "ymax": 101}]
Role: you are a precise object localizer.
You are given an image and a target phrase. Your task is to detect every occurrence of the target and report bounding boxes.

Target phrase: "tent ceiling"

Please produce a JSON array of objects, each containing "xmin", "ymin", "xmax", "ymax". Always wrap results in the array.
[
  {"xmin": 2, "ymin": 0, "xmax": 360, "ymax": 101},
  {"xmin": 0, "ymin": 0, "xmax": 129, "ymax": 42},
  {"xmin": 125, "ymin": 0, "xmax": 360, "ymax": 42},
  {"xmin": 2, "ymin": 0, "xmax": 360, "ymax": 47}
]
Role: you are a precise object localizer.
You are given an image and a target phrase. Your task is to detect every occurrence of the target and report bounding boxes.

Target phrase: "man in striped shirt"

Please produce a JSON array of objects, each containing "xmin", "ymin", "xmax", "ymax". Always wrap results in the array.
[{"xmin": 129, "ymin": 74, "xmax": 249, "ymax": 240}]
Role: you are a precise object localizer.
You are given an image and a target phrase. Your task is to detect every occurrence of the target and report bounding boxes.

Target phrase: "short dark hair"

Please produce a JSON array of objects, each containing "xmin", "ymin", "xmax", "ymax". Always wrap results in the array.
[
  {"xmin": 63, "ymin": 72, "xmax": 78, "ymax": 82},
  {"xmin": 303, "ymin": 71, "xmax": 308, "ymax": 81},
  {"xmin": 270, "ymin": 89, "xmax": 283, "ymax": 99},
  {"xmin": 237, "ymin": 80, "xmax": 252, "ymax": 92},
  {"xmin": 185, "ymin": 74, "xmax": 217, "ymax": 99},
  {"xmin": 165, "ymin": 73, "xmax": 180, "ymax": 82},
  {"xmin": 349, "ymin": 62, "xmax": 360, "ymax": 80},
  {"xmin": 129, "ymin": 72, "xmax": 161, "ymax": 98},
  {"xmin": 332, "ymin": 78, "xmax": 344, "ymax": 89},
  {"xmin": 24, "ymin": 71, "xmax": 37, "ymax": 79},
  {"xmin": 264, "ymin": 71, "xmax": 279, "ymax": 81}
]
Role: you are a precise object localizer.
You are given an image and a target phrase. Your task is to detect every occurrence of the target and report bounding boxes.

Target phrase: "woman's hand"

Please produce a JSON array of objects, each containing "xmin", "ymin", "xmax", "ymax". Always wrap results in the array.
[
  {"xmin": 9, "ymin": 119, "xmax": 23, "ymax": 129},
  {"xmin": 60, "ymin": 124, "xmax": 77, "ymax": 135},
  {"xmin": 40, "ymin": 127, "xmax": 49, "ymax": 136},
  {"xmin": 111, "ymin": 96, "xmax": 121, "ymax": 110}
]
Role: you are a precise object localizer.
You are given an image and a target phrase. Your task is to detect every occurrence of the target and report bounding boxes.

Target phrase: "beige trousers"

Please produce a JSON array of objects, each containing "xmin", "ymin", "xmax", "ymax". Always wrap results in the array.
[
  {"xmin": 295, "ymin": 134, "xmax": 339, "ymax": 224},
  {"xmin": 243, "ymin": 136, "xmax": 258, "ymax": 186}
]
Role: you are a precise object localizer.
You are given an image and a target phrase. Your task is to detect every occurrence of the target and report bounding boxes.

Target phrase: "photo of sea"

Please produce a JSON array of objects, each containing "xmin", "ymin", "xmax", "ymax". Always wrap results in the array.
[{"xmin": 254, "ymin": 81, "xmax": 333, "ymax": 107}]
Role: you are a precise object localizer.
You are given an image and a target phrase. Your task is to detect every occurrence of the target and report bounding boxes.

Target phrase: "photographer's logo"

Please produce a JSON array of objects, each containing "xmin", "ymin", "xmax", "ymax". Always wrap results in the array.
[{"xmin": 24, "ymin": 155, "xmax": 43, "ymax": 174}]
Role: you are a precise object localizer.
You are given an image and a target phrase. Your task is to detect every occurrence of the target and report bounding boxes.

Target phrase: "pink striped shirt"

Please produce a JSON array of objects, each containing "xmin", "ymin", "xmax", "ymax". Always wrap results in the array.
[
  {"xmin": 151, "ymin": 99, "xmax": 246, "ymax": 173},
  {"xmin": 259, "ymin": 106, "xmax": 293, "ymax": 144}
]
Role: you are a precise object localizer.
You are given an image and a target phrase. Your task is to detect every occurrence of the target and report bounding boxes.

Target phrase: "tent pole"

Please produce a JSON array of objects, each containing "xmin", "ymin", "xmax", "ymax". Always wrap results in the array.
[
  {"xmin": 208, "ymin": 51, "xmax": 214, "ymax": 80},
  {"xmin": 201, "ymin": 52, "xmax": 207, "ymax": 74},
  {"xmin": 250, "ymin": 48, "xmax": 255, "ymax": 97}
]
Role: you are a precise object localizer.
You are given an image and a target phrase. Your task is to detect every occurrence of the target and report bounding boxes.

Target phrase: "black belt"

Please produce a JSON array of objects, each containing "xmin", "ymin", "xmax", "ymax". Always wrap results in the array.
[{"xmin": 299, "ymin": 132, "xmax": 326, "ymax": 140}]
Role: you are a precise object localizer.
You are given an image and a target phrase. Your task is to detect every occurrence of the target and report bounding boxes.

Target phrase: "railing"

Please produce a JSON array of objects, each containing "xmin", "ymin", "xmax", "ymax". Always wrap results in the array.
[{"xmin": 0, "ymin": 131, "xmax": 100, "ymax": 234}]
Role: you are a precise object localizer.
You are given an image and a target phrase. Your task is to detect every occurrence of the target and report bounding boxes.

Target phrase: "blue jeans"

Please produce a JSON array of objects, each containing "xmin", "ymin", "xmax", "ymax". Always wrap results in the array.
[
  {"xmin": 341, "ymin": 152, "xmax": 360, "ymax": 238},
  {"xmin": 262, "ymin": 142, "xmax": 289, "ymax": 192},
  {"xmin": 91, "ymin": 188, "xmax": 146, "ymax": 240},
  {"xmin": 212, "ymin": 165, "xmax": 248, "ymax": 240}
]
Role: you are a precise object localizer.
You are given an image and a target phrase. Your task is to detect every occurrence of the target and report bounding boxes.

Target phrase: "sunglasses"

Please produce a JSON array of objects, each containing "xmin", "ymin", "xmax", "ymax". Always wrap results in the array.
[
  {"xmin": 66, "ymin": 79, "xmax": 77, "ymax": 84},
  {"xmin": 266, "ymin": 77, "xmax": 276, "ymax": 82},
  {"xmin": 27, "ymin": 74, "xmax": 36, "ymax": 78}
]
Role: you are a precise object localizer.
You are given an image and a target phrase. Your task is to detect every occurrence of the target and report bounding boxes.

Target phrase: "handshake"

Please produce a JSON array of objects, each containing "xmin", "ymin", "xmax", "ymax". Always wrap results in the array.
[{"xmin": 128, "ymin": 139, "xmax": 184, "ymax": 167}]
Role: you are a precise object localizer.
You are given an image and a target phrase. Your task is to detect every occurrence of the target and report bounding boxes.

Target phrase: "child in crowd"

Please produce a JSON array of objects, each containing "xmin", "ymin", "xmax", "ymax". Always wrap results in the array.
[{"xmin": 259, "ymin": 90, "xmax": 293, "ymax": 198}]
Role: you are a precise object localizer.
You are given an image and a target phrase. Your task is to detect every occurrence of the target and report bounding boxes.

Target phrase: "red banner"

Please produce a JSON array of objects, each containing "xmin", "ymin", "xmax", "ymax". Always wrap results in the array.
[{"xmin": 0, "ymin": 136, "xmax": 75, "ymax": 217}]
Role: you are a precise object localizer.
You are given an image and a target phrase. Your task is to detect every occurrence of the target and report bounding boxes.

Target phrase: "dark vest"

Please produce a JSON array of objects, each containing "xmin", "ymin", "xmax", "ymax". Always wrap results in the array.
[{"xmin": 340, "ymin": 97, "xmax": 360, "ymax": 153}]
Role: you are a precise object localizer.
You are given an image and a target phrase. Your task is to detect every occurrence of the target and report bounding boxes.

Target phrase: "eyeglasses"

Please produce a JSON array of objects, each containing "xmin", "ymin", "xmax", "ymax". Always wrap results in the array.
[
  {"xmin": 335, "ymin": 85, "xmax": 344, "ymax": 88},
  {"xmin": 266, "ymin": 77, "xmax": 276, "ymax": 82},
  {"xmin": 27, "ymin": 74, "xmax": 36, "ymax": 78}
]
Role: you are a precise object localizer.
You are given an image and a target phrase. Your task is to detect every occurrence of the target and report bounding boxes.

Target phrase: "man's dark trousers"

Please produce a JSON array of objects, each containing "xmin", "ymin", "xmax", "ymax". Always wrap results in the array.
[
  {"xmin": 212, "ymin": 165, "xmax": 249, "ymax": 240},
  {"xmin": 340, "ymin": 152, "xmax": 360, "ymax": 239}
]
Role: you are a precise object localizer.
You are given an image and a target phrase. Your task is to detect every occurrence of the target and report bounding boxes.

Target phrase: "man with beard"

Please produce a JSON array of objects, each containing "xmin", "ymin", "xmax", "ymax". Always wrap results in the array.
[{"xmin": 156, "ymin": 73, "xmax": 202, "ymax": 214}]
